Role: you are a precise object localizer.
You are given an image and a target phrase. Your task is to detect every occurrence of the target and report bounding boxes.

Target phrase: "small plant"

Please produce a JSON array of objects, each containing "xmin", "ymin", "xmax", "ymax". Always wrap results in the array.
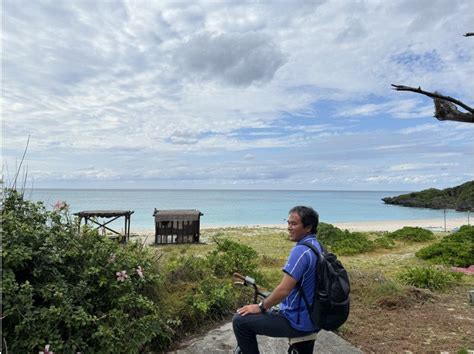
[
  {"xmin": 389, "ymin": 226, "xmax": 434, "ymax": 242},
  {"xmin": 416, "ymin": 225, "xmax": 474, "ymax": 267},
  {"xmin": 398, "ymin": 266, "xmax": 462, "ymax": 291}
]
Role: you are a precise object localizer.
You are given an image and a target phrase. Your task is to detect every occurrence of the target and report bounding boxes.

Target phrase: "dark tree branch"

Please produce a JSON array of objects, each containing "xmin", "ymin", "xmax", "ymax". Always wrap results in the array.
[
  {"xmin": 391, "ymin": 85, "xmax": 474, "ymax": 113},
  {"xmin": 464, "ymin": 32, "xmax": 474, "ymax": 37},
  {"xmin": 391, "ymin": 84, "xmax": 474, "ymax": 123}
]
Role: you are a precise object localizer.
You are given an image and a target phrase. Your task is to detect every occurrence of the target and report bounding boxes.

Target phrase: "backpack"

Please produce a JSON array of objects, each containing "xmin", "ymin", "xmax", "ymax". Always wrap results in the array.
[{"xmin": 297, "ymin": 241, "xmax": 350, "ymax": 331}]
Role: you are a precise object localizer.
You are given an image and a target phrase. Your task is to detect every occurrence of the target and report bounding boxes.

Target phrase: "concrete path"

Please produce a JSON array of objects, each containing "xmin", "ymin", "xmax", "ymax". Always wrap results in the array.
[{"xmin": 170, "ymin": 322, "xmax": 363, "ymax": 353}]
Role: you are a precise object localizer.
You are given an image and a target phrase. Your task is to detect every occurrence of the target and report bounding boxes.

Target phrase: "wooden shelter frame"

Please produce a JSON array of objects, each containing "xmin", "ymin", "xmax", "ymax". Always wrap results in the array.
[{"xmin": 75, "ymin": 210, "xmax": 134, "ymax": 243}]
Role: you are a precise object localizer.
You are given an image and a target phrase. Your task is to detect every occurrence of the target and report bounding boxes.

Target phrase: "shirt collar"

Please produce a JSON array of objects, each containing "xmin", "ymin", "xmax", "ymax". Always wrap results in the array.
[{"xmin": 297, "ymin": 233, "xmax": 316, "ymax": 245}]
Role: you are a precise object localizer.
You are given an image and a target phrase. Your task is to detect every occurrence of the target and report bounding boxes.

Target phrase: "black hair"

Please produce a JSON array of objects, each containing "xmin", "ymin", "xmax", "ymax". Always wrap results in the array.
[{"xmin": 289, "ymin": 206, "xmax": 319, "ymax": 234}]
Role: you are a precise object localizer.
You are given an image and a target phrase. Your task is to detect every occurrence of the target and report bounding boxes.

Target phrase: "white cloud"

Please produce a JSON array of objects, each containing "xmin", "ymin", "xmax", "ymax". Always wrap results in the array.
[
  {"xmin": 388, "ymin": 163, "xmax": 458, "ymax": 172},
  {"xmin": 337, "ymin": 99, "xmax": 435, "ymax": 119},
  {"xmin": 399, "ymin": 123, "xmax": 441, "ymax": 134}
]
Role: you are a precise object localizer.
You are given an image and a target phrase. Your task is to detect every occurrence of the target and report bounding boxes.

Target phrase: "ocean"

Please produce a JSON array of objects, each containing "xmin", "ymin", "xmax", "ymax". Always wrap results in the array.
[{"xmin": 24, "ymin": 189, "xmax": 470, "ymax": 231}]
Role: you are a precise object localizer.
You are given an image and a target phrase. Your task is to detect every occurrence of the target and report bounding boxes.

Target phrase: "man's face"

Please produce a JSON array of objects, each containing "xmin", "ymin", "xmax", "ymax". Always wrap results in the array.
[{"xmin": 287, "ymin": 212, "xmax": 312, "ymax": 242}]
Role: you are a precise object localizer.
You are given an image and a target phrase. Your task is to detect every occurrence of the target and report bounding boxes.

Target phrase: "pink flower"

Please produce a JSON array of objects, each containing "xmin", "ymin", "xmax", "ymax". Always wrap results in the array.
[
  {"xmin": 53, "ymin": 200, "xmax": 68, "ymax": 211},
  {"xmin": 39, "ymin": 344, "xmax": 54, "ymax": 354},
  {"xmin": 116, "ymin": 270, "xmax": 129, "ymax": 282},
  {"xmin": 136, "ymin": 266, "xmax": 144, "ymax": 278}
]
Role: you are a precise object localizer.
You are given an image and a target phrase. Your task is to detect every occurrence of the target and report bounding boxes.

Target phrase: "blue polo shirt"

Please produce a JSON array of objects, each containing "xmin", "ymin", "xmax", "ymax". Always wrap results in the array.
[{"xmin": 280, "ymin": 234, "xmax": 321, "ymax": 332}]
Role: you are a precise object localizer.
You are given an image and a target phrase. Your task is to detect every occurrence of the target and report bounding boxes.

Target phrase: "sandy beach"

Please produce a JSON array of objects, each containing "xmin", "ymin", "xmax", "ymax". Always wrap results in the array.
[
  {"xmin": 332, "ymin": 217, "xmax": 469, "ymax": 232},
  {"xmin": 131, "ymin": 217, "xmax": 471, "ymax": 242},
  {"xmin": 200, "ymin": 217, "xmax": 470, "ymax": 232}
]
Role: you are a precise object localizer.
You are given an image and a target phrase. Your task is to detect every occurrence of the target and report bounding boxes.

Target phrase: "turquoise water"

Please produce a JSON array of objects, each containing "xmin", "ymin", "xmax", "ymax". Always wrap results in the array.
[{"xmin": 25, "ymin": 189, "xmax": 469, "ymax": 230}]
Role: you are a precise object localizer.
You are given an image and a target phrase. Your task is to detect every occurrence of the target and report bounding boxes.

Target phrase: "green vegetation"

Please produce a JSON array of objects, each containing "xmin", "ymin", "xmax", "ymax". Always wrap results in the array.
[
  {"xmin": 207, "ymin": 238, "xmax": 263, "ymax": 281},
  {"xmin": 416, "ymin": 225, "xmax": 474, "ymax": 267},
  {"xmin": 389, "ymin": 226, "xmax": 435, "ymax": 242},
  {"xmin": 318, "ymin": 223, "xmax": 377, "ymax": 255},
  {"xmin": 382, "ymin": 180, "xmax": 474, "ymax": 211},
  {"xmin": 2, "ymin": 190, "xmax": 168, "ymax": 353},
  {"xmin": 398, "ymin": 266, "xmax": 463, "ymax": 291},
  {"xmin": 317, "ymin": 223, "xmax": 411, "ymax": 255}
]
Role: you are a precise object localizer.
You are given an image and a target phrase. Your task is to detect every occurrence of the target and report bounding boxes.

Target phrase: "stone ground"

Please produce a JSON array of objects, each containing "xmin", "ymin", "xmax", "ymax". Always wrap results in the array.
[{"xmin": 169, "ymin": 322, "xmax": 362, "ymax": 354}]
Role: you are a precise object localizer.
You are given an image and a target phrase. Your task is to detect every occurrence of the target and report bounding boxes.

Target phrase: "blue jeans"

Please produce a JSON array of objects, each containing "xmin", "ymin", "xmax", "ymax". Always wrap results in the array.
[{"xmin": 232, "ymin": 309, "xmax": 314, "ymax": 354}]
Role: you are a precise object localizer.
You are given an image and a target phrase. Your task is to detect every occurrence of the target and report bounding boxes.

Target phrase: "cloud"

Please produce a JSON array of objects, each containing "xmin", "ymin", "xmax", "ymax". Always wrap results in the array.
[
  {"xmin": 388, "ymin": 163, "xmax": 458, "ymax": 172},
  {"xmin": 398, "ymin": 123, "xmax": 440, "ymax": 134},
  {"xmin": 337, "ymin": 99, "xmax": 434, "ymax": 119},
  {"xmin": 175, "ymin": 31, "xmax": 286, "ymax": 87},
  {"xmin": 243, "ymin": 154, "xmax": 255, "ymax": 160}
]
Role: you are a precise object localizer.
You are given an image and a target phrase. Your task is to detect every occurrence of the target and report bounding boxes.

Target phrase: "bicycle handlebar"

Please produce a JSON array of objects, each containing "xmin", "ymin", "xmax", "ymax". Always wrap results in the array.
[
  {"xmin": 233, "ymin": 273, "xmax": 256, "ymax": 285},
  {"xmin": 233, "ymin": 272, "xmax": 270, "ymax": 302}
]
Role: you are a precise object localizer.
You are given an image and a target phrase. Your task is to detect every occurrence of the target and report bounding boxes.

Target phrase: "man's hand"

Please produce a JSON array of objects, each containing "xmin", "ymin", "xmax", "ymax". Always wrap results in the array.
[
  {"xmin": 236, "ymin": 304, "xmax": 261, "ymax": 316},
  {"xmin": 235, "ymin": 274, "xmax": 297, "ymax": 317}
]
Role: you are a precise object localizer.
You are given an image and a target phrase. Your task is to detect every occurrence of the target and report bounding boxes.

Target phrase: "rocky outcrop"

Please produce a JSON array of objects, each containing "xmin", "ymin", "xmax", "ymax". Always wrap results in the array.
[{"xmin": 382, "ymin": 181, "xmax": 474, "ymax": 211}]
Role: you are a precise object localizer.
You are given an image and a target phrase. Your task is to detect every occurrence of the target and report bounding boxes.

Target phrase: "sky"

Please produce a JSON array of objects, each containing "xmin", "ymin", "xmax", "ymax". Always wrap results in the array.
[{"xmin": 2, "ymin": 0, "xmax": 474, "ymax": 191}]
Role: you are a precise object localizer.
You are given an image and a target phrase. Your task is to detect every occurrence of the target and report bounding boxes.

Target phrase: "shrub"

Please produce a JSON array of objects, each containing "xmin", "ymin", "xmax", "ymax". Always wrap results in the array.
[
  {"xmin": 187, "ymin": 276, "xmax": 236, "ymax": 321},
  {"xmin": 159, "ymin": 248, "xmax": 253, "ymax": 332},
  {"xmin": 398, "ymin": 266, "xmax": 463, "ymax": 291},
  {"xmin": 373, "ymin": 234, "xmax": 396, "ymax": 249},
  {"xmin": 207, "ymin": 238, "xmax": 263, "ymax": 282},
  {"xmin": 317, "ymin": 223, "xmax": 375, "ymax": 255},
  {"xmin": 166, "ymin": 255, "xmax": 209, "ymax": 283},
  {"xmin": 1, "ymin": 190, "xmax": 170, "ymax": 353},
  {"xmin": 317, "ymin": 222, "xmax": 347, "ymax": 247},
  {"xmin": 331, "ymin": 231, "xmax": 376, "ymax": 255},
  {"xmin": 416, "ymin": 225, "xmax": 474, "ymax": 267},
  {"xmin": 389, "ymin": 226, "xmax": 434, "ymax": 242}
]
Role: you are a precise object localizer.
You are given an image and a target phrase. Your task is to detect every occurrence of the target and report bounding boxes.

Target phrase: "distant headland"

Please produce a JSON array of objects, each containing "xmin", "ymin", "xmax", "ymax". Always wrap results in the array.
[{"xmin": 382, "ymin": 181, "xmax": 474, "ymax": 211}]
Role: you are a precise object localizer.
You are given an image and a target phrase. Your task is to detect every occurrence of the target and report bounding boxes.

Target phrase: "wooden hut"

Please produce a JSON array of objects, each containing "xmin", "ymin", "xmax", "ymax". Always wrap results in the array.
[{"xmin": 153, "ymin": 209, "xmax": 203, "ymax": 244}]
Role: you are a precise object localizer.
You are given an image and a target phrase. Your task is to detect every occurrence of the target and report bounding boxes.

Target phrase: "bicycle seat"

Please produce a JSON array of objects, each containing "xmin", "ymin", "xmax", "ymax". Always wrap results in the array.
[{"xmin": 288, "ymin": 332, "xmax": 318, "ymax": 345}]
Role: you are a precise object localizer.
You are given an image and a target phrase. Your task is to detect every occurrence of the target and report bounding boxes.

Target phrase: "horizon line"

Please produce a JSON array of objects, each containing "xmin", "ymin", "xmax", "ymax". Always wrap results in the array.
[{"xmin": 24, "ymin": 187, "xmax": 411, "ymax": 193}]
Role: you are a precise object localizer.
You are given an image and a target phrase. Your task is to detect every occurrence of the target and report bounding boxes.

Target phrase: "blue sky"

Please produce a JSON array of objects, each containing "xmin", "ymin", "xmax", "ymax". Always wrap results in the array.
[{"xmin": 2, "ymin": 0, "xmax": 474, "ymax": 191}]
